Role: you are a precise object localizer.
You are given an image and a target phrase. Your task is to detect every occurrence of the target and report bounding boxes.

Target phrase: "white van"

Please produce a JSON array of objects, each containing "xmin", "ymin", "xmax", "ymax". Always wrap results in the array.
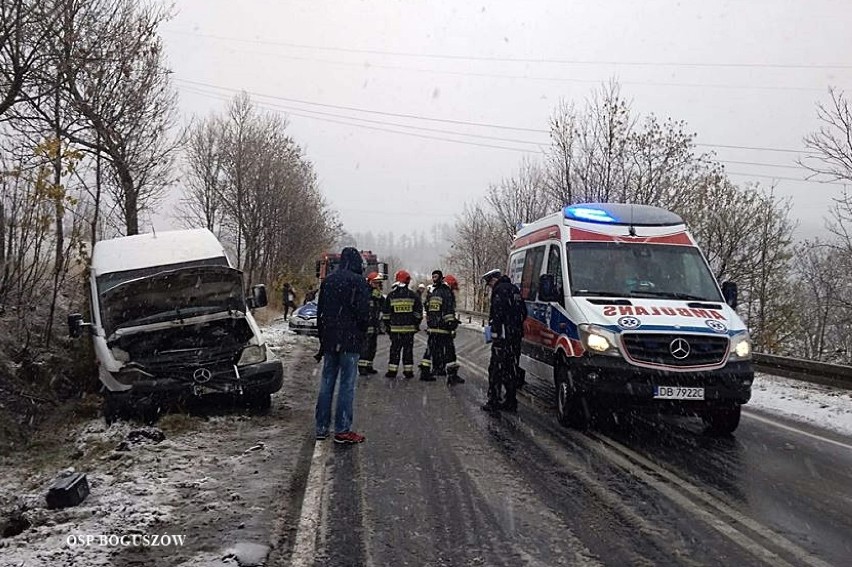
[
  {"xmin": 510, "ymin": 203, "xmax": 752, "ymax": 433},
  {"xmin": 69, "ymin": 228, "xmax": 283, "ymax": 422}
]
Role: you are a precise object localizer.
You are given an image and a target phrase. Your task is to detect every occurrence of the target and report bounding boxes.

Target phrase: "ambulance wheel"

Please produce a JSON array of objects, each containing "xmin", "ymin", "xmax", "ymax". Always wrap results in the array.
[
  {"xmin": 555, "ymin": 364, "xmax": 590, "ymax": 430},
  {"xmin": 703, "ymin": 403, "xmax": 741, "ymax": 435}
]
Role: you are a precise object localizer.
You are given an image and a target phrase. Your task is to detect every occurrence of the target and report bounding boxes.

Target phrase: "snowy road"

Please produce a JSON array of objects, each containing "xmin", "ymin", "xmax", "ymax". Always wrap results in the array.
[{"xmin": 2, "ymin": 320, "xmax": 851, "ymax": 566}]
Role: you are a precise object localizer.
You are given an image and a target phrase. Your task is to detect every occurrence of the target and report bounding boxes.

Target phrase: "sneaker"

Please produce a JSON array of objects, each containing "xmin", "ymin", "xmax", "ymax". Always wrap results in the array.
[
  {"xmin": 316, "ymin": 432, "xmax": 329, "ymax": 440},
  {"xmin": 334, "ymin": 431, "xmax": 365, "ymax": 444}
]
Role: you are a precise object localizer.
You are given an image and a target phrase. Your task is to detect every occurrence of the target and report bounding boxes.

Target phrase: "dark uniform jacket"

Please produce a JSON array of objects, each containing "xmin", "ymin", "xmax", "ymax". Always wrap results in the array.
[
  {"xmin": 317, "ymin": 247, "xmax": 371, "ymax": 353},
  {"xmin": 425, "ymin": 282, "xmax": 457, "ymax": 333},
  {"xmin": 367, "ymin": 288, "xmax": 384, "ymax": 334},
  {"xmin": 383, "ymin": 285, "xmax": 423, "ymax": 333},
  {"xmin": 489, "ymin": 275, "xmax": 527, "ymax": 342}
]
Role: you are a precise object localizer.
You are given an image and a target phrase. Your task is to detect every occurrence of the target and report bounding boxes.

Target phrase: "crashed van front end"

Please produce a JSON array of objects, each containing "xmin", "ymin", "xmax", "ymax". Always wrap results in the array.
[{"xmin": 88, "ymin": 265, "xmax": 282, "ymax": 415}]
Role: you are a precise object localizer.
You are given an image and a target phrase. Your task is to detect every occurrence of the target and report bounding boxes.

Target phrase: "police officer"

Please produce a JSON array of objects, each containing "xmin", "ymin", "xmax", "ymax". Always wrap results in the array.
[
  {"xmin": 481, "ymin": 269, "xmax": 527, "ymax": 413},
  {"xmin": 383, "ymin": 270, "xmax": 422, "ymax": 378},
  {"xmin": 358, "ymin": 271, "xmax": 385, "ymax": 375},
  {"xmin": 422, "ymin": 270, "xmax": 464, "ymax": 385}
]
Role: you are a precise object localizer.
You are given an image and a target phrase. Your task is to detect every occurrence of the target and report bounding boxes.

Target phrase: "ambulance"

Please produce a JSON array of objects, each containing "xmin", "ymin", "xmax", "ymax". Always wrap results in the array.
[{"xmin": 510, "ymin": 203, "xmax": 752, "ymax": 433}]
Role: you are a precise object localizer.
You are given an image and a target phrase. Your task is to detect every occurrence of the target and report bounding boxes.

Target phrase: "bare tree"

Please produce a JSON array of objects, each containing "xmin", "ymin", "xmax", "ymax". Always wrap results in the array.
[
  {"xmin": 485, "ymin": 157, "xmax": 550, "ymax": 241},
  {"xmin": 48, "ymin": 0, "xmax": 180, "ymax": 235},
  {"xmin": 447, "ymin": 203, "xmax": 507, "ymax": 311},
  {"xmin": 179, "ymin": 114, "xmax": 226, "ymax": 233}
]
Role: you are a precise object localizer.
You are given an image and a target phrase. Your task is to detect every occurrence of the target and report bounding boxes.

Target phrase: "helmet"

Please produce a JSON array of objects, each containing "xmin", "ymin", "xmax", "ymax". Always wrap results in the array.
[
  {"xmin": 480, "ymin": 268, "xmax": 501, "ymax": 283},
  {"xmin": 395, "ymin": 270, "xmax": 411, "ymax": 285},
  {"xmin": 366, "ymin": 271, "xmax": 380, "ymax": 282},
  {"xmin": 444, "ymin": 274, "xmax": 459, "ymax": 290}
]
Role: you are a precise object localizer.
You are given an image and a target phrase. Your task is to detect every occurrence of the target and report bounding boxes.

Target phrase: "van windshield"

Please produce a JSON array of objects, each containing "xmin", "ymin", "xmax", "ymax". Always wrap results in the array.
[{"xmin": 566, "ymin": 242, "xmax": 723, "ymax": 302}]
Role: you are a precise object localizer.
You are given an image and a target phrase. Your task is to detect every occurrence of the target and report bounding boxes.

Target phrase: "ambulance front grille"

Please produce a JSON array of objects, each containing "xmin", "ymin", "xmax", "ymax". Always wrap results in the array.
[{"xmin": 621, "ymin": 333, "xmax": 729, "ymax": 367}]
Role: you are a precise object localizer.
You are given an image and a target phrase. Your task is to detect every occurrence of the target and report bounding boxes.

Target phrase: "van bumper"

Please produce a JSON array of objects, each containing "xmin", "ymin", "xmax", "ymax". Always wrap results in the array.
[
  {"xmin": 110, "ymin": 360, "xmax": 284, "ymax": 397},
  {"xmin": 569, "ymin": 356, "xmax": 752, "ymax": 406}
]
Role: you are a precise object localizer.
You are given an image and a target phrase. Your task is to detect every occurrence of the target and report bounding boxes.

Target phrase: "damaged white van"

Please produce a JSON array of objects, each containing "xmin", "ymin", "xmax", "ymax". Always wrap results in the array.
[
  {"xmin": 69, "ymin": 228, "xmax": 283, "ymax": 422},
  {"xmin": 512, "ymin": 203, "xmax": 752, "ymax": 434}
]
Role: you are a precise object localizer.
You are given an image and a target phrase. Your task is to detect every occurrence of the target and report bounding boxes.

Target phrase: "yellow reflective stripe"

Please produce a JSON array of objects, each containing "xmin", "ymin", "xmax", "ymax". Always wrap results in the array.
[
  {"xmin": 442, "ymin": 314, "xmax": 455, "ymax": 321},
  {"xmin": 428, "ymin": 328, "xmax": 451, "ymax": 334},
  {"xmin": 390, "ymin": 326, "xmax": 417, "ymax": 332}
]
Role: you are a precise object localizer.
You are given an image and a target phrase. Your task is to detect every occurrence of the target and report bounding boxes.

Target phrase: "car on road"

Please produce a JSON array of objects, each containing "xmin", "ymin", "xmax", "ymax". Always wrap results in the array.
[{"xmin": 289, "ymin": 301, "xmax": 318, "ymax": 335}]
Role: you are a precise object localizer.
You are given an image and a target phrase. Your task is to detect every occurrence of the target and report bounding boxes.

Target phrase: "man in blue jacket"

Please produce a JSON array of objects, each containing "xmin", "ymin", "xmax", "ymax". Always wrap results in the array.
[{"xmin": 315, "ymin": 247, "xmax": 371, "ymax": 443}]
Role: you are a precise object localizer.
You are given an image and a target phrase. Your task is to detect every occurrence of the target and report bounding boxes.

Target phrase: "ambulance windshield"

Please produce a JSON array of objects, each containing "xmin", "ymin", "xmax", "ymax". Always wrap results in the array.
[{"xmin": 566, "ymin": 242, "xmax": 723, "ymax": 302}]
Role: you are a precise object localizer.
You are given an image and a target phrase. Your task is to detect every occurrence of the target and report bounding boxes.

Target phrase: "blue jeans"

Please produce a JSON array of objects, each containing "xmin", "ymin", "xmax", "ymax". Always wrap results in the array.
[{"xmin": 315, "ymin": 351, "xmax": 359, "ymax": 436}]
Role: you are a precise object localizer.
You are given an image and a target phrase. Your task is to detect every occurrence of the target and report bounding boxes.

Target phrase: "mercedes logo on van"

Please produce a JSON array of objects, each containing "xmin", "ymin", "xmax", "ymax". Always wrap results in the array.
[
  {"xmin": 669, "ymin": 338, "xmax": 690, "ymax": 360},
  {"xmin": 193, "ymin": 367, "xmax": 212, "ymax": 384}
]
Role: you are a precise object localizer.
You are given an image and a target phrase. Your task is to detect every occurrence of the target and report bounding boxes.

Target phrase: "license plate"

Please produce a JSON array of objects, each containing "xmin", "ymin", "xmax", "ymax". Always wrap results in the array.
[
  {"xmin": 653, "ymin": 386, "xmax": 704, "ymax": 400},
  {"xmin": 193, "ymin": 384, "xmax": 227, "ymax": 396}
]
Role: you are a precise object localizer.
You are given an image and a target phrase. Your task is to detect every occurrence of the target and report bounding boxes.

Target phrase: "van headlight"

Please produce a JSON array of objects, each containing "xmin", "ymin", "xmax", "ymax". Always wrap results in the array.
[
  {"xmin": 238, "ymin": 344, "xmax": 267, "ymax": 366},
  {"xmin": 729, "ymin": 332, "xmax": 752, "ymax": 360},
  {"xmin": 578, "ymin": 324, "xmax": 621, "ymax": 356}
]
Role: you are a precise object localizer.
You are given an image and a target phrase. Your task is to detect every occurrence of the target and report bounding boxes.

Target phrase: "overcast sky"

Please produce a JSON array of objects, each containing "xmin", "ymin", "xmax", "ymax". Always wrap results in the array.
[{"xmin": 157, "ymin": 0, "xmax": 852, "ymax": 240}]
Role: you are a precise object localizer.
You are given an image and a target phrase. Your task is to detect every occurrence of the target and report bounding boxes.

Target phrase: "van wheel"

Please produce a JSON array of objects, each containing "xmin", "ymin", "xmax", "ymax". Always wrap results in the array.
[
  {"xmin": 245, "ymin": 393, "xmax": 272, "ymax": 414},
  {"xmin": 102, "ymin": 392, "xmax": 125, "ymax": 425},
  {"xmin": 555, "ymin": 364, "xmax": 590, "ymax": 430},
  {"xmin": 703, "ymin": 403, "xmax": 741, "ymax": 435}
]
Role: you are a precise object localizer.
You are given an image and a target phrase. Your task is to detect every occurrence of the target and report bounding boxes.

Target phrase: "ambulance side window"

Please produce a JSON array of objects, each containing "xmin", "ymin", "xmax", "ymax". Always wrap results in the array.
[
  {"xmin": 520, "ymin": 245, "xmax": 546, "ymax": 301},
  {"xmin": 546, "ymin": 244, "xmax": 565, "ymax": 306},
  {"xmin": 508, "ymin": 250, "xmax": 525, "ymax": 287}
]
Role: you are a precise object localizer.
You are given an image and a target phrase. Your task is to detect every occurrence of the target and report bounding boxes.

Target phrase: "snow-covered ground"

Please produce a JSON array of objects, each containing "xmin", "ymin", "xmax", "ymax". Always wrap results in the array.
[
  {"xmin": 1, "ymin": 318, "xmax": 850, "ymax": 566},
  {"xmin": 749, "ymin": 373, "xmax": 852, "ymax": 437}
]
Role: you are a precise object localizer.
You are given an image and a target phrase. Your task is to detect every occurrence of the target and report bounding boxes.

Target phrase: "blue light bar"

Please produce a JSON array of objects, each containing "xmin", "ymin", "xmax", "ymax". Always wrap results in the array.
[{"xmin": 564, "ymin": 206, "xmax": 618, "ymax": 223}]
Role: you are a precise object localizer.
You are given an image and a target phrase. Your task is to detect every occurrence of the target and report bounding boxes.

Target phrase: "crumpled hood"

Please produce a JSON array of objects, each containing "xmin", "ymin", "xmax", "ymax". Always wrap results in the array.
[
  {"xmin": 576, "ymin": 298, "xmax": 742, "ymax": 335},
  {"xmin": 101, "ymin": 265, "xmax": 245, "ymax": 333},
  {"xmin": 293, "ymin": 302, "xmax": 318, "ymax": 318}
]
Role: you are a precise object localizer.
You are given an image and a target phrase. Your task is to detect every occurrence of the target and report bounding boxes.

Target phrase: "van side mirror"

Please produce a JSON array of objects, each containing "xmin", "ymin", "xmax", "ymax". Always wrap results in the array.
[
  {"xmin": 67, "ymin": 313, "xmax": 90, "ymax": 338},
  {"xmin": 250, "ymin": 284, "xmax": 268, "ymax": 309},
  {"xmin": 721, "ymin": 281, "xmax": 738, "ymax": 308},
  {"xmin": 379, "ymin": 262, "xmax": 389, "ymax": 278},
  {"xmin": 538, "ymin": 274, "xmax": 559, "ymax": 302},
  {"xmin": 315, "ymin": 261, "xmax": 321, "ymax": 279}
]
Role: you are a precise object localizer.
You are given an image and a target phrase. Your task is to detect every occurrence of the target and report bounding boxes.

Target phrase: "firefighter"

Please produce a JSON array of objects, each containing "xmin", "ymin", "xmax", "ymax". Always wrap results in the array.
[
  {"xmin": 423, "ymin": 271, "xmax": 464, "ymax": 385},
  {"xmin": 418, "ymin": 270, "xmax": 443, "ymax": 380},
  {"xmin": 358, "ymin": 271, "xmax": 386, "ymax": 375},
  {"xmin": 383, "ymin": 270, "xmax": 422, "ymax": 378}
]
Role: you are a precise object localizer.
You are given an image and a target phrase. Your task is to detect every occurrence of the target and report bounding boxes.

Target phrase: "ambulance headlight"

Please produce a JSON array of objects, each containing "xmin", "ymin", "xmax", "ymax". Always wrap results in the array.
[
  {"xmin": 729, "ymin": 332, "xmax": 752, "ymax": 360},
  {"xmin": 579, "ymin": 324, "xmax": 620, "ymax": 356}
]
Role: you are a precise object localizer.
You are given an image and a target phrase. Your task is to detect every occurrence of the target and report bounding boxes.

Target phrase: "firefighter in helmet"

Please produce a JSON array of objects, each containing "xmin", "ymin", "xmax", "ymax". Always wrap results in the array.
[
  {"xmin": 382, "ymin": 270, "xmax": 422, "ymax": 378},
  {"xmin": 421, "ymin": 270, "xmax": 464, "ymax": 385},
  {"xmin": 358, "ymin": 271, "xmax": 386, "ymax": 375}
]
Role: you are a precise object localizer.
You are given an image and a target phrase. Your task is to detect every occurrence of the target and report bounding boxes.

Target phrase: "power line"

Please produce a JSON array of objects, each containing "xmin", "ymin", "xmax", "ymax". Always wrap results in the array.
[
  {"xmin": 175, "ymin": 77, "xmax": 548, "ymax": 134},
  {"xmin": 726, "ymin": 170, "xmax": 848, "ymax": 185},
  {"xmin": 177, "ymin": 79, "xmax": 826, "ymax": 171},
  {"xmin": 180, "ymin": 84, "xmax": 540, "ymax": 154},
  {"xmin": 165, "ymin": 29, "xmax": 852, "ymax": 71},
  {"xmin": 165, "ymin": 35, "xmax": 828, "ymax": 93}
]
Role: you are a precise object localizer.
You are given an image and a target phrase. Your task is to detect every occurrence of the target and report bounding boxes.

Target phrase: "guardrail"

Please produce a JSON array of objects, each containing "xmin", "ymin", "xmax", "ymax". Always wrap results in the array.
[{"xmin": 457, "ymin": 309, "xmax": 852, "ymax": 390}]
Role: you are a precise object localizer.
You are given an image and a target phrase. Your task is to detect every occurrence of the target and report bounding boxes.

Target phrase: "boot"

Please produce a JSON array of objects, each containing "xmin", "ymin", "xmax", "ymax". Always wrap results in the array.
[
  {"xmin": 366, "ymin": 366, "xmax": 378, "ymax": 375},
  {"xmin": 419, "ymin": 369, "xmax": 435, "ymax": 382},
  {"xmin": 481, "ymin": 400, "xmax": 500, "ymax": 413},
  {"xmin": 403, "ymin": 371, "xmax": 414, "ymax": 379},
  {"xmin": 447, "ymin": 372, "xmax": 465, "ymax": 385},
  {"xmin": 498, "ymin": 398, "xmax": 518, "ymax": 412},
  {"xmin": 385, "ymin": 371, "xmax": 396, "ymax": 378}
]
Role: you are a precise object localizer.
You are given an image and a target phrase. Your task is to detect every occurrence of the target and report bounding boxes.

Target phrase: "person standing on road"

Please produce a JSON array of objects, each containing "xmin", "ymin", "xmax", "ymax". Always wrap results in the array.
[
  {"xmin": 315, "ymin": 247, "xmax": 371, "ymax": 444},
  {"xmin": 383, "ymin": 270, "xmax": 422, "ymax": 378},
  {"xmin": 358, "ymin": 272, "xmax": 385, "ymax": 376},
  {"xmin": 282, "ymin": 282, "xmax": 298, "ymax": 319},
  {"xmin": 417, "ymin": 271, "xmax": 442, "ymax": 380},
  {"xmin": 481, "ymin": 269, "xmax": 527, "ymax": 413},
  {"xmin": 422, "ymin": 270, "xmax": 463, "ymax": 384}
]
